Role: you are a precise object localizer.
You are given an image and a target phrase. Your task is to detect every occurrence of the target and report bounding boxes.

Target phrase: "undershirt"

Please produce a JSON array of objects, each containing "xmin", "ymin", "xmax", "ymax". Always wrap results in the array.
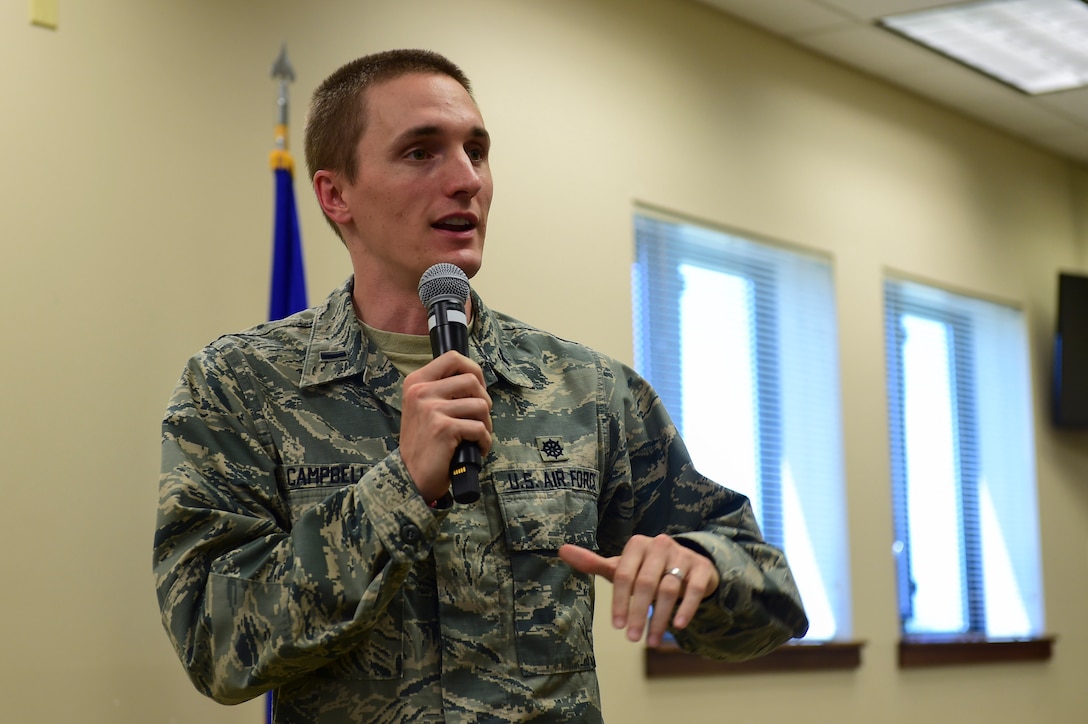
[{"xmin": 361, "ymin": 321, "xmax": 433, "ymax": 376}]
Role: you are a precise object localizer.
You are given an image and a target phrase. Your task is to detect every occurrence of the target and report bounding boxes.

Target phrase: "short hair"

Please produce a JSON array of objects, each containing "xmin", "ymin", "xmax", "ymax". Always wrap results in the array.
[{"xmin": 304, "ymin": 49, "xmax": 474, "ymax": 187}]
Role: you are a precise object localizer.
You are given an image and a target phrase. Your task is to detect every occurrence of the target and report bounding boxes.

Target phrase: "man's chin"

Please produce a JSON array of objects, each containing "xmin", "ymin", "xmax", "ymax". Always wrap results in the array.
[{"xmin": 437, "ymin": 250, "xmax": 483, "ymax": 280}]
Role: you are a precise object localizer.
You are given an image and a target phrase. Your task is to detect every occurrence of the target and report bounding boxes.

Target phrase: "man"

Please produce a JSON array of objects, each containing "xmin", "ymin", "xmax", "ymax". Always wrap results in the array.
[{"xmin": 155, "ymin": 49, "xmax": 808, "ymax": 723}]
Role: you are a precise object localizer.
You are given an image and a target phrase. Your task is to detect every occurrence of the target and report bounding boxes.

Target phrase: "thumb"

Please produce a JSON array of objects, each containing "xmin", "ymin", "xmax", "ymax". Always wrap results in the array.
[{"xmin": 559, "ymin": 544, "xmax": 617, "ymax": 581}]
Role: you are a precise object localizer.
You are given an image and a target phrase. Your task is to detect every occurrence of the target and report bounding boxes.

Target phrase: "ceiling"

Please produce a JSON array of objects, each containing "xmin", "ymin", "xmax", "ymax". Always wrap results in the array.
[{"xmin": 693, "ymin": 0, "xmax": 1088, "ymax": 166}]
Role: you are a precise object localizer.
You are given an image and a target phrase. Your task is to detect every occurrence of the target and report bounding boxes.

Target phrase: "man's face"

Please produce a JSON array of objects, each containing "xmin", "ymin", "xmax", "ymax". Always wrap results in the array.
[{"xmin": 339, "ymin": 72, "xmax": 492, "ymax": 289}]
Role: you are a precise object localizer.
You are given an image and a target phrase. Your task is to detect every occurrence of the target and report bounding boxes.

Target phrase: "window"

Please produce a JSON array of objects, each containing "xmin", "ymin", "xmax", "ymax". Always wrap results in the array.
[
  {"xmin": 884, "ymin": 277, "xmax": 1044, "ymax": 641},
  {"xmin": 633, "ymin": 211, "xmax": 849, "ymax": 642}
]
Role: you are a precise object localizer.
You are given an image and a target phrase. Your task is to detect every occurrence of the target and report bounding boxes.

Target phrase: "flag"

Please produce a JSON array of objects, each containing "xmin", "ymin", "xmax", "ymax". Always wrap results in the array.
[
  {"xmin": 267, "ymin": 139, "xmax": 305, "ymax": 724},
  {"xmin": 269, "ymin": 151, "xmax": 307, "ymax": 320}
]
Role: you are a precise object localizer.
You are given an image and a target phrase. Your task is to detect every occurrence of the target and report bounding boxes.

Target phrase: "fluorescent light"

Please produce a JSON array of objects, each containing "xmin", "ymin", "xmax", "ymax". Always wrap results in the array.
[{"xmin": 880, "ymin": 0, "xmax": 1088, "ymax": 94}]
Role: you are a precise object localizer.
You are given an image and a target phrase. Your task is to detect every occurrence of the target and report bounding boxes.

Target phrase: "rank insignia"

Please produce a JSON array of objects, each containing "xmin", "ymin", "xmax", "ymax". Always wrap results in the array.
[{"xmin": 536, "ymin": 436, "xmax": 568, "ymax": 462}]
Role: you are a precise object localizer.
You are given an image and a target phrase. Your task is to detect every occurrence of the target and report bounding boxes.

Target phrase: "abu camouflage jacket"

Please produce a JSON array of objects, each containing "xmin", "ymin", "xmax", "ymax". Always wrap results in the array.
[{"xmin": 155, "ymin": 278, "xmax": 808, "ymax": 723}]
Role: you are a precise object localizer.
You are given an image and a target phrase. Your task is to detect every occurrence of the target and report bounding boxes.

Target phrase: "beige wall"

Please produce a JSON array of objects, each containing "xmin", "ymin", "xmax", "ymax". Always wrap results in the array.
[{"xmin": 2, "ymin": 0, "xmax": 1085, "ymax": 721}]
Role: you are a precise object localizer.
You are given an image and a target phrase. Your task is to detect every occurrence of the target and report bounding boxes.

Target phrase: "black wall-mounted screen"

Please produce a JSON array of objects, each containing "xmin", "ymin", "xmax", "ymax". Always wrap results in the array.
[{"xmin": 1053, "ymin": 272, "xmax": 1088, "ymax": 428}]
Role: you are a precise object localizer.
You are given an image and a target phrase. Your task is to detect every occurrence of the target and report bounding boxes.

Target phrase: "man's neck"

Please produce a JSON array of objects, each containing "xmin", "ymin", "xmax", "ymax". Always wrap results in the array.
[{"xmin": 352, "ymin": 273, "xmax": 473, "ymax": 335}]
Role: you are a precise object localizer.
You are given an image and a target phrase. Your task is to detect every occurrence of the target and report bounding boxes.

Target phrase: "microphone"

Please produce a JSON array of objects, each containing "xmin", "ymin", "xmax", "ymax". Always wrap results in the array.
[{"xmin": 417, "ymin": 263, "xmax": 482, "ymax": 504}]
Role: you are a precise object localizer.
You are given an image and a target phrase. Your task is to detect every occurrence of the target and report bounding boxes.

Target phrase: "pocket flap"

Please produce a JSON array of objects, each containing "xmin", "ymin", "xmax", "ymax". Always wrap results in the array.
[{"xmin": 496, "ymin": 486, "xmax": 597, "ymax": 552}]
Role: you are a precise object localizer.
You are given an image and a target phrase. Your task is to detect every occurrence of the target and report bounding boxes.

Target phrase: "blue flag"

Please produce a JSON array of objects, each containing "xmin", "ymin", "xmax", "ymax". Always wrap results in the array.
[
  {"xmin": 269, "ymin": 163, "xmax": 308, "ymax": 320},
  {"xmin": 267, "ymin": 156, "xmax": 305, "ymax": 724}
]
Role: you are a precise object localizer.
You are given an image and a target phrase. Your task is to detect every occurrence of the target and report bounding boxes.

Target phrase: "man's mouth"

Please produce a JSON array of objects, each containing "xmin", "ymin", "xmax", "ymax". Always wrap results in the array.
[{"xmin": 433, "ymin": 215, "xmax": 477, "ymax": 232}]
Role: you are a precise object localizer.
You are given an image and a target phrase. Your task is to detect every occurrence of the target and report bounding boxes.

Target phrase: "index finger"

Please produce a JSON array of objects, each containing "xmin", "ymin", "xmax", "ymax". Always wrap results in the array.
[
  {"xmin": 558, "ymin": 544, "xmax": 616, "ymax": 580},
  {"xmin": 410, "ymin": 350, "xmax": 486, "ymax": 385}
]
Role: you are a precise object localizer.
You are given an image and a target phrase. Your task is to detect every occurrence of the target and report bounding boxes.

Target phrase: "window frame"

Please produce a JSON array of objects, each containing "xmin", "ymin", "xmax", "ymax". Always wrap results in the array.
[{"xmin": 632, "ymin": 210, "xmax": 855, "ymax": 667}]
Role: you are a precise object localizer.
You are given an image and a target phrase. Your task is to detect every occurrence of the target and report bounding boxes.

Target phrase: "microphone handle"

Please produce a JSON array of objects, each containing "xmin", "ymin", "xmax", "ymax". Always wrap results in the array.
[
  {"xmin": 428, "ymin": 301, "xmax": 482, "ymax": 504},
  {"xmin": 428, "ymin": 317, "xmax": 469, "ymax": 359},
  {"xmin": 450, "ymin": 441, "xmax": 482, "ymax": 504}
]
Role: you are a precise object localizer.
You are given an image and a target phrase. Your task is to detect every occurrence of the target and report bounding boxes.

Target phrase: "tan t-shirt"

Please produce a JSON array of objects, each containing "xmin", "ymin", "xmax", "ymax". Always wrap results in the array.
[{"xmin": 361, "ymin": 321, "xmax": 433, "ymax": 376}]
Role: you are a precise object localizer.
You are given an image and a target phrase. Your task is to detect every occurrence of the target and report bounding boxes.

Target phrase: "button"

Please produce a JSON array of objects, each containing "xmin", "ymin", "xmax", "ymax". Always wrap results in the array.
[{"xmin": 400, "ymin": 523, "xmax": 421, "ymax": 543}]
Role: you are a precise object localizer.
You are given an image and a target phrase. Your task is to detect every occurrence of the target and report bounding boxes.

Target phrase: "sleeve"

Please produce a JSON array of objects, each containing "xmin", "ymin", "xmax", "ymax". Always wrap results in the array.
[
  {"xmin": 595, "ymin": 359, "xmax": 809, "ymax": 661},
  {"xmin": 153, "ymin": 346, "xmax": 448, "ymax": 704}
]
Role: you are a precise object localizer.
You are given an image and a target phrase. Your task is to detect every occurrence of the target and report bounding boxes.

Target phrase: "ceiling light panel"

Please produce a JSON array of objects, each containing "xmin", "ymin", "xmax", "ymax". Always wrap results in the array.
[{"xmin": 880, "ymin": 0, "xmax": 1088, "ymax": 94}]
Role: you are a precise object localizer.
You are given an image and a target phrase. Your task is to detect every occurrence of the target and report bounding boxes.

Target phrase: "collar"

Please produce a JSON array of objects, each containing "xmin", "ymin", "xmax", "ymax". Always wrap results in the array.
[
  {"xmin": 468, "ymin": 291, "xmax": 535, "ymax": 390},
  {"xmin": 299, "ymin": 277, "xmax": 535, "ymax": 391}
]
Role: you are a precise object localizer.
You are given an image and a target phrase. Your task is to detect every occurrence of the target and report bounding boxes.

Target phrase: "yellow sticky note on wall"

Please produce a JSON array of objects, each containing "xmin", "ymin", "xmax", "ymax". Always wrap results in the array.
[{"xmin": 30, "ymin": 0, "xmax": 59, "ymax": 30}]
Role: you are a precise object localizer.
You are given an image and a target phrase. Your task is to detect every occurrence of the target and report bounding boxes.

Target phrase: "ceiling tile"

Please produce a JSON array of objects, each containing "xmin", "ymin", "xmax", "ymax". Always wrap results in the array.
[
  {"xmin": 693, "ymin": 0, "xmax": 852, "ymax": 36},
  {"xmin": 796, "ymin": 24, "xmax": 952, "ymax": 74},
  {"xmin": 818, "ymin": 0, "xmax": 958, "ymax": 22},
  {"xmin": 1035, "ymin": 89, "xmax": 1088, "ymax": 124},
  {"xmin": 892, "ymin": 64, "xmax": 1079, "ymax": 136}
]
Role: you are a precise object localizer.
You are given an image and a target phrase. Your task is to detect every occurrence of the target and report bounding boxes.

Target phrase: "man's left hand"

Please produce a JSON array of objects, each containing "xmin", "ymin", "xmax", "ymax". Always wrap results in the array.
[{"xmin": 558, "ymin": 535, "xmax": 721, "ymax": 647}]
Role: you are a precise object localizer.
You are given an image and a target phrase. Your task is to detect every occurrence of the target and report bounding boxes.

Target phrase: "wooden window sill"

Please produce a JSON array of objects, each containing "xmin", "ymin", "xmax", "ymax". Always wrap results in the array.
[
  {"xmin": 645, "ymin": 639, "xmax": 864, "ymax": 677},
  {"xmin": 898, "ymin": 635, "xmax": 1055, "ymax": 668}
]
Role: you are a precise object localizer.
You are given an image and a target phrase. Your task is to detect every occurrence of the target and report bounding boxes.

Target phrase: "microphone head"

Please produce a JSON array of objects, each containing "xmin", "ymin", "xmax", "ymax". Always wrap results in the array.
[{"xmin": 418, "ymin": 263, "xmax": 470, "ymax": 309}]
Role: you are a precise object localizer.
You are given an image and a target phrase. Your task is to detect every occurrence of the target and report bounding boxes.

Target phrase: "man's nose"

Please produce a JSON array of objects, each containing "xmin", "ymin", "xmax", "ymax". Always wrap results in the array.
[{"xmin": 444, "ymin": 150, "xmax": 484, "ymax": 197}]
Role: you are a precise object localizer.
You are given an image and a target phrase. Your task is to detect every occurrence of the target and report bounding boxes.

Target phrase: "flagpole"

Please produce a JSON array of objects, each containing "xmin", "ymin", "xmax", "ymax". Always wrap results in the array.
[
  {"xmin": 270, "ymin": 43, "xmax": 295, "ymax": 172},
  {"xmin": 265, "ymin": 44, "xmax": 307, "ymax": 722}
]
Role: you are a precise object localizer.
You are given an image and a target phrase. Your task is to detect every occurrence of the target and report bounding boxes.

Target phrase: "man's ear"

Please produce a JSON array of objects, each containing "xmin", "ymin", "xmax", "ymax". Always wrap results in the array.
[{"xmin": 313, "ymin": 170, "xmax": 353, "ymax": 225}]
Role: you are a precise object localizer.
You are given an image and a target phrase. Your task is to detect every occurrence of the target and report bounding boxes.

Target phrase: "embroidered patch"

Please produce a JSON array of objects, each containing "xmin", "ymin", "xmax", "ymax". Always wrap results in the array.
[{"xmin": 536, "ymin": 436, "xmax": 568, "ymax": 462}]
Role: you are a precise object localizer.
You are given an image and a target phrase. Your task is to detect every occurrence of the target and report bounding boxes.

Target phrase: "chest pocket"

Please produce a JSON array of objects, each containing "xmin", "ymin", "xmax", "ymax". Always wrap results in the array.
[
  {"xmin": 284, "ymin": 486, "xmax": 337, "ymax": 522},
  {"xmin": 495, "ymin": 468, "xmax": 599, "ymax": 676}
]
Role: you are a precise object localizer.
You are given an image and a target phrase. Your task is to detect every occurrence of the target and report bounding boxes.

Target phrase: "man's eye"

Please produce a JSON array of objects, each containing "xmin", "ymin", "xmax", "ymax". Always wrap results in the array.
[
  {"xmin": 467, "ymin": 148, "xmax": 485, "ymax": 162},
  {"xmin": 408, "ymin": 149, "xmax": 428, "ymax": 161}
]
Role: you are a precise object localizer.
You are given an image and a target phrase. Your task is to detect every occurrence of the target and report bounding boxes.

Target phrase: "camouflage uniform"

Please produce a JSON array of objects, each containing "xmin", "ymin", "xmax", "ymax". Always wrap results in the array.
[{"xmin": 155, "ymin": 278, "xmax": 808, "ymax": 723}]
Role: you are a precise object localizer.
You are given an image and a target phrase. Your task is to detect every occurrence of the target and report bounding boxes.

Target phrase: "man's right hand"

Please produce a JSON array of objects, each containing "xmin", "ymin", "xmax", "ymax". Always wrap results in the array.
[{"xmin": 399, "ymin": 351, "xmax": 493, "ymax": 504}]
